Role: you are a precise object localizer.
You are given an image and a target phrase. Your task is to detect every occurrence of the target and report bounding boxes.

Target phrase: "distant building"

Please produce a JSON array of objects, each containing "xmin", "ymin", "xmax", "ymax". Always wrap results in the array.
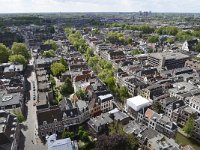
[
  {"xmin": 182, "ymin": 39, "xmax": 198, "ymax": 51},
  {"xmin": 148, "ymin": 52, "xmax": 189, "ymax": 70}
]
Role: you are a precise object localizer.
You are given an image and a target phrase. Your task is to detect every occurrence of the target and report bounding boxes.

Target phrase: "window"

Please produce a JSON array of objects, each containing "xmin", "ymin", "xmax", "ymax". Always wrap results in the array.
[{"xmin": 193, "ymin": 104, "xmax": 196, "ymax": 108}]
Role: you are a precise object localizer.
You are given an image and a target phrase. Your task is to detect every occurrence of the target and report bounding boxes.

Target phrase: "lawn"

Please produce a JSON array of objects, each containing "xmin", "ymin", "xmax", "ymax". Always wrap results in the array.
[{"xmin": 175, "ymin": 132, "xmax": 200, "ymax": 150}]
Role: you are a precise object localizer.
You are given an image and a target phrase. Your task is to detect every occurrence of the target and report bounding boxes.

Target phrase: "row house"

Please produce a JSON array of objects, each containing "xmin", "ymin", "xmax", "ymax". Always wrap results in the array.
[
  {"xmin": 189, "ymin": 95, "xmax": 200, "ymax": 114},
  {"xmin": 123, "ymin": 76, "xmax": 148, "ymax": 96},
  {"xmin": 142, "ymin": 108, "xmax": 178, "ymax": 138},
  {"xmin": 172, "ymin": 105, "xmax": 198, "ymax": 127},
  {"xmin": 37, "ymin": 103, "xmax": 90, "ymax": 138},
  {"xmin": 140, "ymin": 84, "xmax": 163, "ymax": 100},
  {"xmin": 97, "ymin": 94, "xmax": 113, "ymax": 113},
  {"xmin": 0, "ymin": 110, "xmax": 20, "ymax": 150}
]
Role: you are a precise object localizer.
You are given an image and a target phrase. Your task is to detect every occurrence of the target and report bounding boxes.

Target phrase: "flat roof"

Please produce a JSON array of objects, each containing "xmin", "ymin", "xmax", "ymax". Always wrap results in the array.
[
  {"xmin": 149, "ymin": 52, "xmax": 189, "ymax": 60},
  {"xmin": 98, "ymin": 94, "xmax": 113, "ymax": 100},
  {"xmin": 126, "ymin": 95, "xmax": 151, "ymax": 111}
]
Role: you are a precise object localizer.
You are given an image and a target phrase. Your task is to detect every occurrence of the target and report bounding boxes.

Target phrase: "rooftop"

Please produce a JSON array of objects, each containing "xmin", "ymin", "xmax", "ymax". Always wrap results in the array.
[
  {"xmin": 0, "ymin": 91, "xmax": 21, "ymax": 107},
  {"xmin": 47, "ymin": 134, "xmax": 75, "ymax": 150},
  {"xmin": 149, "ymin": 52, "xmax": 189, "ymax": 60},
  {"xmin": 126, "ymin": 95, "xmax": 151, "ymax": 111}
]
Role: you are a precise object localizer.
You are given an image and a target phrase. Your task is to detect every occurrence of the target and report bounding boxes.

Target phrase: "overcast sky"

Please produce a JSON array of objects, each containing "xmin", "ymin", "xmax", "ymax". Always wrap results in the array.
[{"xmin": 0, "ymin": 0, "xmax": 199, "ymax": 13}]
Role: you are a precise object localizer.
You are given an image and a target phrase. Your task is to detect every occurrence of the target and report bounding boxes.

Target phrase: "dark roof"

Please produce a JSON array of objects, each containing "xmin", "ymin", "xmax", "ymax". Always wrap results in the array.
[
  {"xmin": 167, "ymin": 100, "xmax": 185, "ymax": 110},
  {"xmin": 63, "ymin": 108, "xmax": 79, "ymax": 118},
  {"xmin": 187, "ymin": 39, "xmax": 198, "ymax": 50},
  {"xmin": 59, "ymin": 98, "xmax": 73, "ymax": 111},
  {"xmin": 37, "ymin": 106, "xmax": 63, "ymax": 125},
  {"xmin": 160, "ymin": 97, "xmax": 178, "ymax": 107},
  {"xmin": 0, "ymin": 92, "xmax": 22, "ymax": 107},
  {"xmin": 0, "ymin": 110, "xmax": 17, "ymax": 145},
  {"xmin": 140, "ymin": 127, "xmax": 159, "ymax": 140}
]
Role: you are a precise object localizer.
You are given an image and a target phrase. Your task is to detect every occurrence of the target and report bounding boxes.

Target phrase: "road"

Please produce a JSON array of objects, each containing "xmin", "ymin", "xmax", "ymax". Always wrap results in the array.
[{"xmin": 19, "ymin": 58, "xmax": 47, "ymax": 150}]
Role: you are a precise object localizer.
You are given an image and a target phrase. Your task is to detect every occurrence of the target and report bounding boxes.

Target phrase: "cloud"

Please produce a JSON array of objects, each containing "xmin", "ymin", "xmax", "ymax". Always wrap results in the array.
[{"xmin": 0, "ymin": 0, "xmax": 199, "ymax": 13}]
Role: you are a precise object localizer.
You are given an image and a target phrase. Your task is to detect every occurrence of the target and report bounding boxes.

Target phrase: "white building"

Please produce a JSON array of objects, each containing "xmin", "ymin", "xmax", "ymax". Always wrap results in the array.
[
  {"xmin": 126, "ymin": 95, "xmax": 151, "ymax": 112},
  {"xmin": 125, "ymin": 95, "xmax": 151, "ymax": 118},
  {"xmin": 98, "ymin": 94, "xmax": 113, "ymax": 113},
  {"xmin": 46, "ymin": 134, "xmax": 78, "ymax": 150},
  {"xmin": 189, "ymin": 96, "xmax": 200, "ymax": 113}
]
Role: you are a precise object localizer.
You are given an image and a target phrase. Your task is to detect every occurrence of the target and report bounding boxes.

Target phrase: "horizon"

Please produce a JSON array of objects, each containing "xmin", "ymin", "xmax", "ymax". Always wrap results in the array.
[{"xmin": 0, "ymin": 0, "xmax": 200, "ymax": 14}]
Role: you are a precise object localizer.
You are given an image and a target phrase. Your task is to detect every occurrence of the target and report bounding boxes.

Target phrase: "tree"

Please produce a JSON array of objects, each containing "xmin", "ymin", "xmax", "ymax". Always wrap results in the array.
[
  {"xmin": 148, "ymin": 35, "xmax": 159, "ymax": 43},
  {"xmin": 11, "ymin": 42, "xmax": 30, "ymax": 60},
  {"xmin": 44, "ymin": 40, "xmax": 58, "ymax": 51},
  {"xmin": 127, "ymin": 37, "xmax": 133, "ymax": 45},
  {"xmin": 194, "ymin": 42, "xmax": 200, "ymax": 51},
  {"xmin": 139, "ymin": 25, "xmax": 155, "ymax": 34},
  {"xmin": 51, "ymin": 62, "xmax": 66, "ymax": 76},
  {"xmin": 131, "ymin": 49, "xmax": 141, "ymax": 55},
  {"xmin": 105, "ymin": 77, "xmax": 116, "ymax": 92},
  {"xmin": 0, "ymin": 43, "xmax": 10, "ymax": 63},
  {"xmin": 183, "ymin": 117, "xmax": 195, "ymax": 134},
  {"xmin": 9, "ymin": 54, "xmax": 27, "ymax": 65},
  {"xmin": 42, "ymin": 49, "xmax": 55, "ymax": 58},
  {"xmin": 60, "ymin": 57, "xmax": 68, "ymax": 68},
  {"xmin": 81, "ymin": 131, "xmax": 90, "ymax": 142},
  {"xmin": 15, "ymin": 111, "xmax": 25, "ymax": 123},
  {"xmin": 166, "ymin": 38, "xmax": 174, "ymax": 44},
  {"xmin": 107, "ymin": 32, "xmax": 128, "ymax": 45},
  {"xmin": 76, "ymin": 89, "xmax": 86, "ymax": 100},
  {"xmin": 118, "ymin": 86, "xmax": 129, "ymax": 100},
  {"xmin": 50, "ymin": 74, "xmax": 56, "ymax": 86},
  {"xmin": 62, "ymin": 130, "xmax": 74, "ymax": 139},
  {"xmin": 88, "ymin": 56, "xmax": 99, "ymax": 68},
  {"xmin": 96, "ymin": 134, "xmax": 136, "ymax": 150},
  {"xmin": 152, "ymin": 101, "xmax": 163, "ymax": 113},
  {"xmin": 156, "ymin": 26, "xmax": 178, "ymax": 36},
  {"xmin": 176, "ymin": 31, "xmax": 193, "ymax": 42},
  {"xmin": 60, "ymin": 78, "xmax": 74, "ymax": 95}
]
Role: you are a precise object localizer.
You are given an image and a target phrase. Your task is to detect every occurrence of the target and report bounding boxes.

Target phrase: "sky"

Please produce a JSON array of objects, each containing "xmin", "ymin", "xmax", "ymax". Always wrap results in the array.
[{"xmin": 0, "ymin": 0, "xmax": 200, "ymax": 13}]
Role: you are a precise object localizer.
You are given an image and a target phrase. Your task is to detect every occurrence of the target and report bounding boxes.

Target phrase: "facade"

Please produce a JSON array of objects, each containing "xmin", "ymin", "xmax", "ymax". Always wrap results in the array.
[
  {"xmin": 126, "ymin": 95, "xmax": 151, "ymax": 118},
  {"xmin": 189, "ymin": 96, "xmax": 200, "ymax": 113},
  {"xmin": 37, "ymin": 104, "xmax": 90, "ymax": 137},
  {"xmin": 98, "ymin": 94, "xmax": 113, "ymax": 113},
  {"xmin": 0, "ymin": 110, "xmax": 20, "ymax": 150},
  {"xmin": 37, "ymin": 106, "xmax": 64, "ymax": 137},
  {"xmin": 143, "ymin": 108, "xmax": 178, "ymax": 138},
  {"xmin": 182, "ymin": 39, "xmax": 198, "ymax": 51},
  {"xmin": 148, "ymin": 52, "xmax": 189, "ymax": 70},
  {"xmin": 173, "ymin": 106, "xmax": 198, "ymax": 127},
  {"xmin": 140, "ymin": 84, "xmax": 163, "ymax": 100},
  {"xmin": 185, "ymin": 60, "xmax": 200, "ymax": 68},
  {"xmin": 191, "ymin": 118, "xmax": 200, "ymax": 142},
  {"xmin": 123, "ymin": 77, "xmax": 147, "ymax": 96}
]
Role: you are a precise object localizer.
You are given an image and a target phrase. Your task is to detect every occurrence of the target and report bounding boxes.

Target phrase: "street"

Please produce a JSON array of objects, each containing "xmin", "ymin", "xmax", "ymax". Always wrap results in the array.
[{"xmin": 19, "ymin": 58, "xmax": 47, "ymax": 150}]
